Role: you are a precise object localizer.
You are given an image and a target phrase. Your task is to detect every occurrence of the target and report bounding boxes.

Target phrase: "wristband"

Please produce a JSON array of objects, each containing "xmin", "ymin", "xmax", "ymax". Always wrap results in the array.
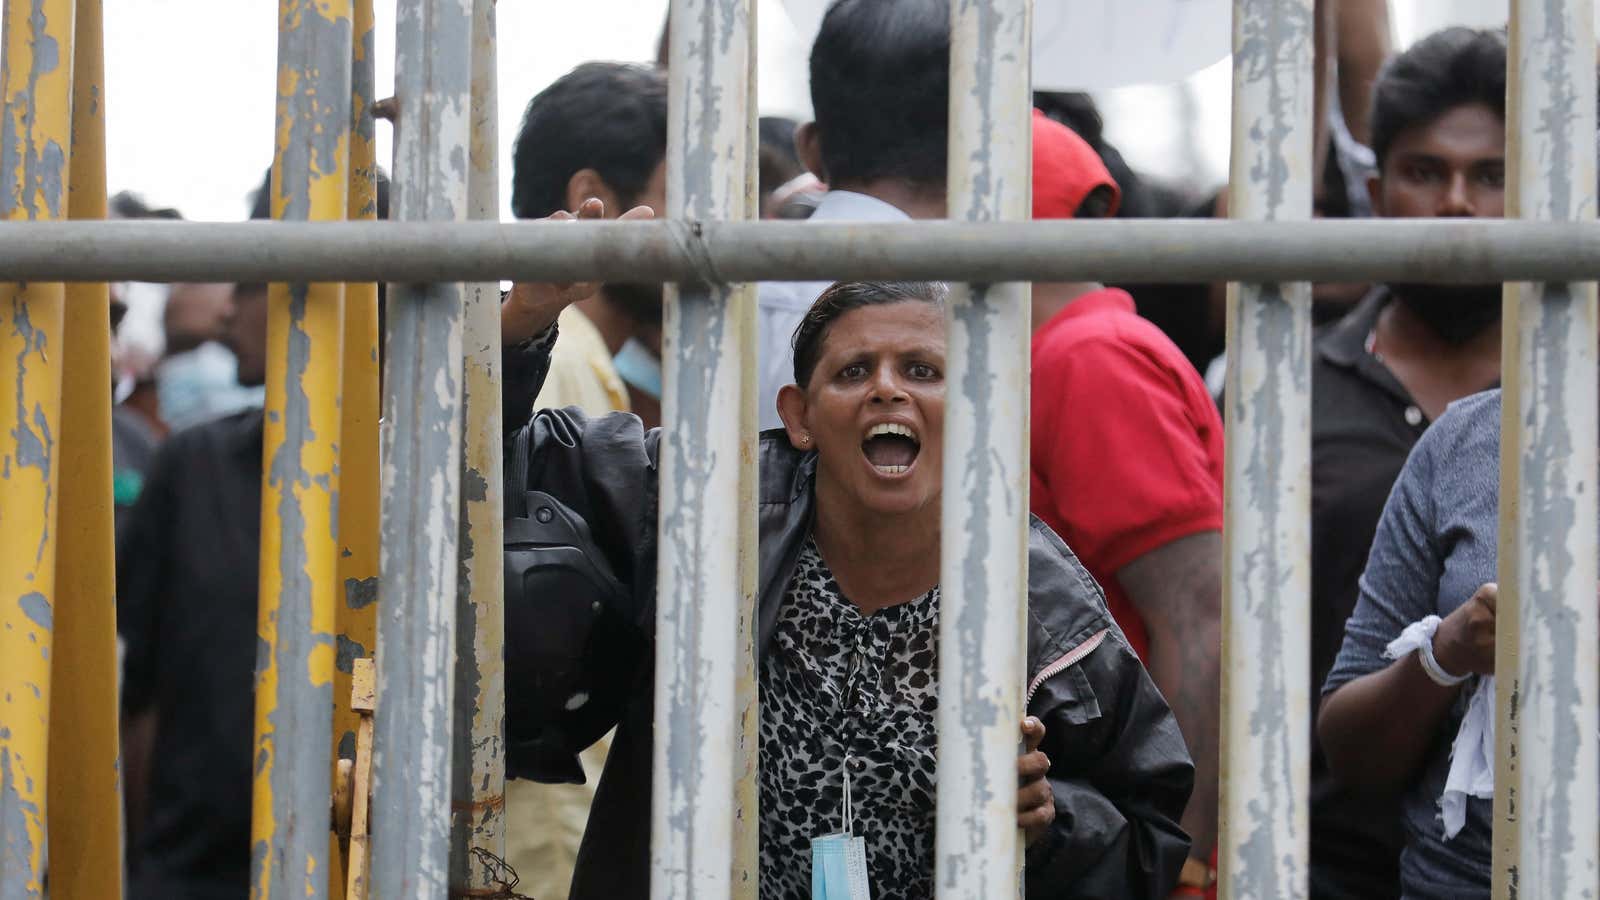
[{"xmin": 1409, "ymin": 614, "xmax": 1472, "ymax": 687}]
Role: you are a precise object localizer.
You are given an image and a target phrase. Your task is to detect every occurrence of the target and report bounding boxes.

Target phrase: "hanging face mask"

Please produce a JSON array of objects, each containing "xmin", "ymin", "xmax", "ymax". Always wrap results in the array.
[
  {"xmin": 812, "ymin": 754, "xmax": 872, "ymax": 900},
  {"xmin": 612, "ymin": 337, "xmax": 662, "ymax": 401}
]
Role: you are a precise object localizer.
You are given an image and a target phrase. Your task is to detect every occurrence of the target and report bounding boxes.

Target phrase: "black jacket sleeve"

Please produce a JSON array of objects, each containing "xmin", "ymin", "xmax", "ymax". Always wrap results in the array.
[
  {"xmin": 502, "ymin": 325, "xmax": 663, "ymax": 782},
  {"xmin": 1024, "ymin": 634, "xmax": 1194, "ymax": 899},
  {"xmin": 502, "ymin": 326, "xmax": 557, "ymax": 434}
]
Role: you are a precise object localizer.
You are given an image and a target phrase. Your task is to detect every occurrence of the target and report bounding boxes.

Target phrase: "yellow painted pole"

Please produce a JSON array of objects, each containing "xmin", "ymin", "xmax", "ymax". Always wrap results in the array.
[
  {"xmin": 250, "ymin": 2, "xmax": 351, "ymax": 898},
  {"xmin": 329, "ymin": 0, "xmax": 377, "ymax": 895},
  {"xmin": 46, "ymin": 0, "xmax": 122, "ymax": 894},
  {"xmin": 0, "ymin": 0, "xmax": 74, "ymax": 896}
]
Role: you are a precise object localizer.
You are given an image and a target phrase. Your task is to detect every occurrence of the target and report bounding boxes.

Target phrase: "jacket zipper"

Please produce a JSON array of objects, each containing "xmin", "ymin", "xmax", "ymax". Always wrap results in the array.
[{"xmin": 1024, "ymin": 627, "xmax": 1110, "ymax": 707}]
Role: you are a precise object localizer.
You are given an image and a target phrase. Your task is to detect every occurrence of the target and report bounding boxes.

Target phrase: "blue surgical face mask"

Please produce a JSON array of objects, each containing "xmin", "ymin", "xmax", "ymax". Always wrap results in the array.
[
  {"xmin": 613, "ymin": 337, "xmax": 662, "ymax": 400},
  {"xmin": 811, "ymin": 754, "xmax": 872, "ymax": 900},
  {"xmin": 156, "ymin": 342, "xmax": 264, "ymax": 430}
]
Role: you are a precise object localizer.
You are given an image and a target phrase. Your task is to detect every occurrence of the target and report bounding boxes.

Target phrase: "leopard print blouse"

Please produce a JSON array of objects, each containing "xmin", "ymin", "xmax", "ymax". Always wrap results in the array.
[{"xmin": 758, "ymin": 538, "xmax": 940, "ymax": 899}]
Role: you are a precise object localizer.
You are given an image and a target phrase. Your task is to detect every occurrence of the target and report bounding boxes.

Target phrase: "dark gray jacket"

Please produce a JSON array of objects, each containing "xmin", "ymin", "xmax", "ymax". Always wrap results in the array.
[{"xmin": 501, "ymin": 332, "xmax": 1193, "ymax": 899}]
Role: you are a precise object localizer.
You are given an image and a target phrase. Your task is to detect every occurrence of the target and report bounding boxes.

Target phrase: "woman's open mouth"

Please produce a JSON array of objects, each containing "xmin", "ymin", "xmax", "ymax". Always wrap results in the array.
[{"xmin": 861, "ymin": 422, "xmax": 920, "ymax": 476}]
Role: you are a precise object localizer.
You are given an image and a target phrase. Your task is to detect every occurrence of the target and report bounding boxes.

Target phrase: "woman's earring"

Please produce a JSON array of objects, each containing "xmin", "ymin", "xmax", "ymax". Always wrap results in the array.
[{"xmin": 799, "ymin": 434, "xmax": 811, "ymax": 446}]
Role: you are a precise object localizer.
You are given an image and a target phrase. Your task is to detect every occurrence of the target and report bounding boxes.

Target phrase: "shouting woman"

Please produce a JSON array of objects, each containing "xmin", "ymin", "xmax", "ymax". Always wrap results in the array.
[{"xmin": 499, "ymin": 252, "xmax": 1193, "ymax": 899}]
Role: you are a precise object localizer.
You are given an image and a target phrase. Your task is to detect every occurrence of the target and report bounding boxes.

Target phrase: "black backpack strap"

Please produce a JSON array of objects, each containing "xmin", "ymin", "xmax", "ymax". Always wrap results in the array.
[{"xmin": 507, "ymin": 421, "xmax": 533, "ymax": 519}]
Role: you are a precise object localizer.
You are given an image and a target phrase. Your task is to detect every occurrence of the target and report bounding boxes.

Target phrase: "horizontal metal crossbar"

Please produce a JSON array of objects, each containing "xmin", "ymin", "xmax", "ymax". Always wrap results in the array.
[{"xmin": 12, "ymin": 218, "xmax": 1600, "ymax": 284}]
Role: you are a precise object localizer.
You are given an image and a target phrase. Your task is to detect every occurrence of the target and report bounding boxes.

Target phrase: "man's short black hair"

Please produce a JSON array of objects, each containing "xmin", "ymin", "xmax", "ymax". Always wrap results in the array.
[
  {"xmin": 109, "ymin": 191, "xmax": 182, "ymax": 220},
  {"xmin": 511, "ymin": 62, "xmax": 668, "ymax": 220},
  {"xmin": 1370, "ymin": 27, "xmax": 1506, "ymax": 173},
  {"xmin": 809, "ymin": 0, "xmax": 949, "ymax": 188}
]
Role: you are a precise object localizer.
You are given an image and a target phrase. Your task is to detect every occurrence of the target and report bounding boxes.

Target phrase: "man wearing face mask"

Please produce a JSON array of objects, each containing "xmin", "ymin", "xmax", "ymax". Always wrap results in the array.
[
  {"xmin": 507, "ymin": 62, "xmax": 666, "ymax": 431},
  {"xmin": 1307, "ymin": 27, "xmax": 1508, "ymax": 900},
  {"xmin": 502, "ymin": 61, "xmax": 667, "ymax": 900}
]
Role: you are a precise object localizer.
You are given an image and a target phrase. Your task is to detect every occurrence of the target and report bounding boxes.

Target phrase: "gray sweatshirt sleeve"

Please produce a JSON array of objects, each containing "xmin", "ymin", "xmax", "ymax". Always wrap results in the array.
[{"xmin": 1323, "ymin": 414, "xmax": 1446, "ymax": 696}]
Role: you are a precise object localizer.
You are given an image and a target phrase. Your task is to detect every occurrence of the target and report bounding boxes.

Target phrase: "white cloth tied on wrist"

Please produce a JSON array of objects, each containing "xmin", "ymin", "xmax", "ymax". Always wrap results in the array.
[
  {"xmin": 1386, "ymin": 615, "xmax": 1471, "ymax": 687},
  {"xmin": 1383, "ymin": 615, "xmax": 1492, "ymax": 840}
]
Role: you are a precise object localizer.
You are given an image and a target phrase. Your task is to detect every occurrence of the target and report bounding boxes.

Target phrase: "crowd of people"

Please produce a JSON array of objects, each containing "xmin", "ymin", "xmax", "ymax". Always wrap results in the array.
[{"xmin": 107, "ymin": 0, "xmax": 1544, "ymax": 898}]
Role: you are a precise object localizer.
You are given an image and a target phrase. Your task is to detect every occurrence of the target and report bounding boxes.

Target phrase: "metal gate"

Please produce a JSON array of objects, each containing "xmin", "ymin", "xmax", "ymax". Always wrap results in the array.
[{"xmin": 1, "ymin": 0, "xmax": 1595, "ymax": 897}]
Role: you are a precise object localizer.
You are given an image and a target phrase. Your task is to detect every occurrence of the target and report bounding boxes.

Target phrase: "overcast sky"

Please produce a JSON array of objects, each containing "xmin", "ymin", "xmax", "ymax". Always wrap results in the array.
[
  {"xmin": 99, "ymin": 0, "xmax": 1509, "ymax": 224},
  {"xmin": 103, "ymin": 0, "xmax": 814, "ymax": 222}
]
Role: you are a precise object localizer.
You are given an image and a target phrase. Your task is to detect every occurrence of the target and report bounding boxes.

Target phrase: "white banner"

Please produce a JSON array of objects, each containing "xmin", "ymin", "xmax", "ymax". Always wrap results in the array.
[{"xmin": 779, "ymin": 0, "xmax": 1231, "ymax": 91}]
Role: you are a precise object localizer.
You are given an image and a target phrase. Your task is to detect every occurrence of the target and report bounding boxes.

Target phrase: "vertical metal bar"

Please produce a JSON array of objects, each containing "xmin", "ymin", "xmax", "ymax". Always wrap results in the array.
[
  {"xmin": 731, "ymin": 3, "xmax": 761, "ymax": 895},
  {"xmin": 655, "ymin": 0, "xmax": 755, "ymax": 896},
  {"xmin": 1219, "ymin": 0, "xmax": 1314, "ymax": 897},
  {"xmin": 47, "ymin": 0, "xmax": 122, "ymax": 894},
  {"xmin": 1494, "ymin": 2, "xmax": 1600, "ymax": 897},
  {"xmin": 449, "ymin": 0, "xmax": 505, "ymax": 891},
  {"xmin": 331, "ymin": 1, "xmax": 379, "ymax": 895},
  {"xmin": 251, "ymin": 2, "xmax": 352, "ymax": 898},
  {"xmin": 937, "ymin": 1, "xmax": 1032, "ymax": 897},
  {"xmin": 0, "ymin": 0, "xmax": 73, "ymax": 896},
  {"xmin": 371, "ymin": 0, "xmax": 472, "ymax": 895}
]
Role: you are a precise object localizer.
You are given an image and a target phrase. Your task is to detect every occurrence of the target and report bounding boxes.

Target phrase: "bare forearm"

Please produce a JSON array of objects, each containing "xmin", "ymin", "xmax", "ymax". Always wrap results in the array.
[
  {"xmin": 1317, "ymin": 654, "xmax": 1459, "ymax": 789},
  {"xmin": 1117, "ymin": 531, "xmax": 1224, "ymax": 861},
  {"xmin": 1337, "ymin": 0, "xmax": 1391, "ymax": 145},
  {"xmin": 1144, "ymin": 626, "xmax": 1221, "ymax": 859},
  {"xmin": 1313, "ymin": 0, "xmax": 1337, "ymax": 198}
]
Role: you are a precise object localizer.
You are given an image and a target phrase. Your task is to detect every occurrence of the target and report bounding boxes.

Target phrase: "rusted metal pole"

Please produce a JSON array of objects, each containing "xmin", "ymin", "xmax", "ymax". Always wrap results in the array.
[
  {"xmin": 1219, "ymin": 0, "xmax": 1314, "ymax": 897},
  {"xmin": 732, "ymin": 4, "xmax": 761, "ymax": 896},
  {"xmin": 448, "ymin": 0, "xmax": 506, "ymax": 891},
  {"xmin": 47, "ymin": 0, "xmax": 123, "ymax": 894},
  {"xmin": 653, "ymin": 0, "xmax": 757, "ymax": 896},
  {"xmin": 937, "ymin": 0, "xmax": 1033, "ymax": 897},
  {"xmin": 0, "ymin": 0, "xmax": 74, "ymax": 896},
  {"xmin": 16, "ymin": 218, "xmax": 1600, "ymax": 285},
  {"xmin": 1493, "ymin": 2, "xmax": 1600, "ymax": 897},
  {"xmin": 331, "ymin": 1, "xmax": 379, "ymax": 896},
  {"xmin": 250, "ymin": 2, "xmax": 352, "ymax": 898},
  {"xmin": 370, "ymin": 0, "xmax": 472, "ymax": 894}
]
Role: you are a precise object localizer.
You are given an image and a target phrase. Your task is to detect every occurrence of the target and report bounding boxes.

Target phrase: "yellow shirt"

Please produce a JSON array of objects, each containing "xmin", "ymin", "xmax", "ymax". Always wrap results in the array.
[{"xmin": 535, "ymin": 307, "xmax": 630, "ymax": 415}]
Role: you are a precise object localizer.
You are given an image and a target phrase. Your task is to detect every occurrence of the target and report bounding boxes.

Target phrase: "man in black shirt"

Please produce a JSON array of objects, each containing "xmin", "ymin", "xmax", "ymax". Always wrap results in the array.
[
  {"xmin": 117, "ymin": 396, "xmax": 267, "ymax": 899},
  {"xmin": 117, "ymin": 268, "xmax": 271, "ymax": 897},
  {"xmin": 1309, "ymin": 28, "xmax": 1507, "ymax": 900}
]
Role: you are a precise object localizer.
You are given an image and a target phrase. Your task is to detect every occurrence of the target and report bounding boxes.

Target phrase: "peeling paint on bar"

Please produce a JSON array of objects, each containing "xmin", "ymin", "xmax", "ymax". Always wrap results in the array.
[
  {"xmin": 0, "ymin": 1, "xmax": 72, "ymax": 897},
  {"xmin": 1493, "ymin": 3, "xmax": 1600, "ymax": 898},
  {"xmin": 344, "ymin": 576, "xmax": 378, "ymax": 610},
  {"xmin": 47, "ymin": 0, "xmax": 125, "ymax": 890},
  {"xmin": 652, "ymin": 1, "xmax": 755, "ymax": 897},
  {"xmin": 1219, "ymin": 0, "xmax": 1314, "ymax": 898},
  {"xmin": 938, "ymin": 1, "xmax": 1032, "ymax": 897},
  {"xmin": 250, "ymin": 3, "xmax": 351, "ymax": 899},
  {"xmin": 0, "ymin": 0, "xmax": 69, "ymax": 223},
  {"xmin": 371, "ymin": 0, "xmax": 472, "ymax": 897},
  {"xmin": 732, "ymin": 5, "xmax": 761, "ymax": 892},
  {"xmin": 332, "ymin": 3, "xmax": 380, "ymax": 885},
  {"xmin": 448, "ymin": 0, "xmax": 507, "ymax": 890}
]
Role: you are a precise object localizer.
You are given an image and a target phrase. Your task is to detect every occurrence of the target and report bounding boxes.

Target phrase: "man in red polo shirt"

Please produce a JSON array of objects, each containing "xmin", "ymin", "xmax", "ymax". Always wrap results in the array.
[{"xmin": 1028, "ymin": 109, "xmax": 1224, "ymax": 899}]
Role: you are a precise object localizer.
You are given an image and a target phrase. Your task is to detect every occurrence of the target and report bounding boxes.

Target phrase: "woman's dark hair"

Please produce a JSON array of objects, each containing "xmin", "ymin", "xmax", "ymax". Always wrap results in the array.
[
  {"xmin": 510, "ymin": 62, "xmax": 668, "ymax": 220},
  {"xmin": 808, "ymin": 0, "xmax": 949, "ymax": 188},
  {"xmin": 1370, "ymin": 28, "xmax": 1506, "ymax": 173},
  {"xmin": 791, "ymin": 281, "xmax": 948, "ymax": 388}
]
